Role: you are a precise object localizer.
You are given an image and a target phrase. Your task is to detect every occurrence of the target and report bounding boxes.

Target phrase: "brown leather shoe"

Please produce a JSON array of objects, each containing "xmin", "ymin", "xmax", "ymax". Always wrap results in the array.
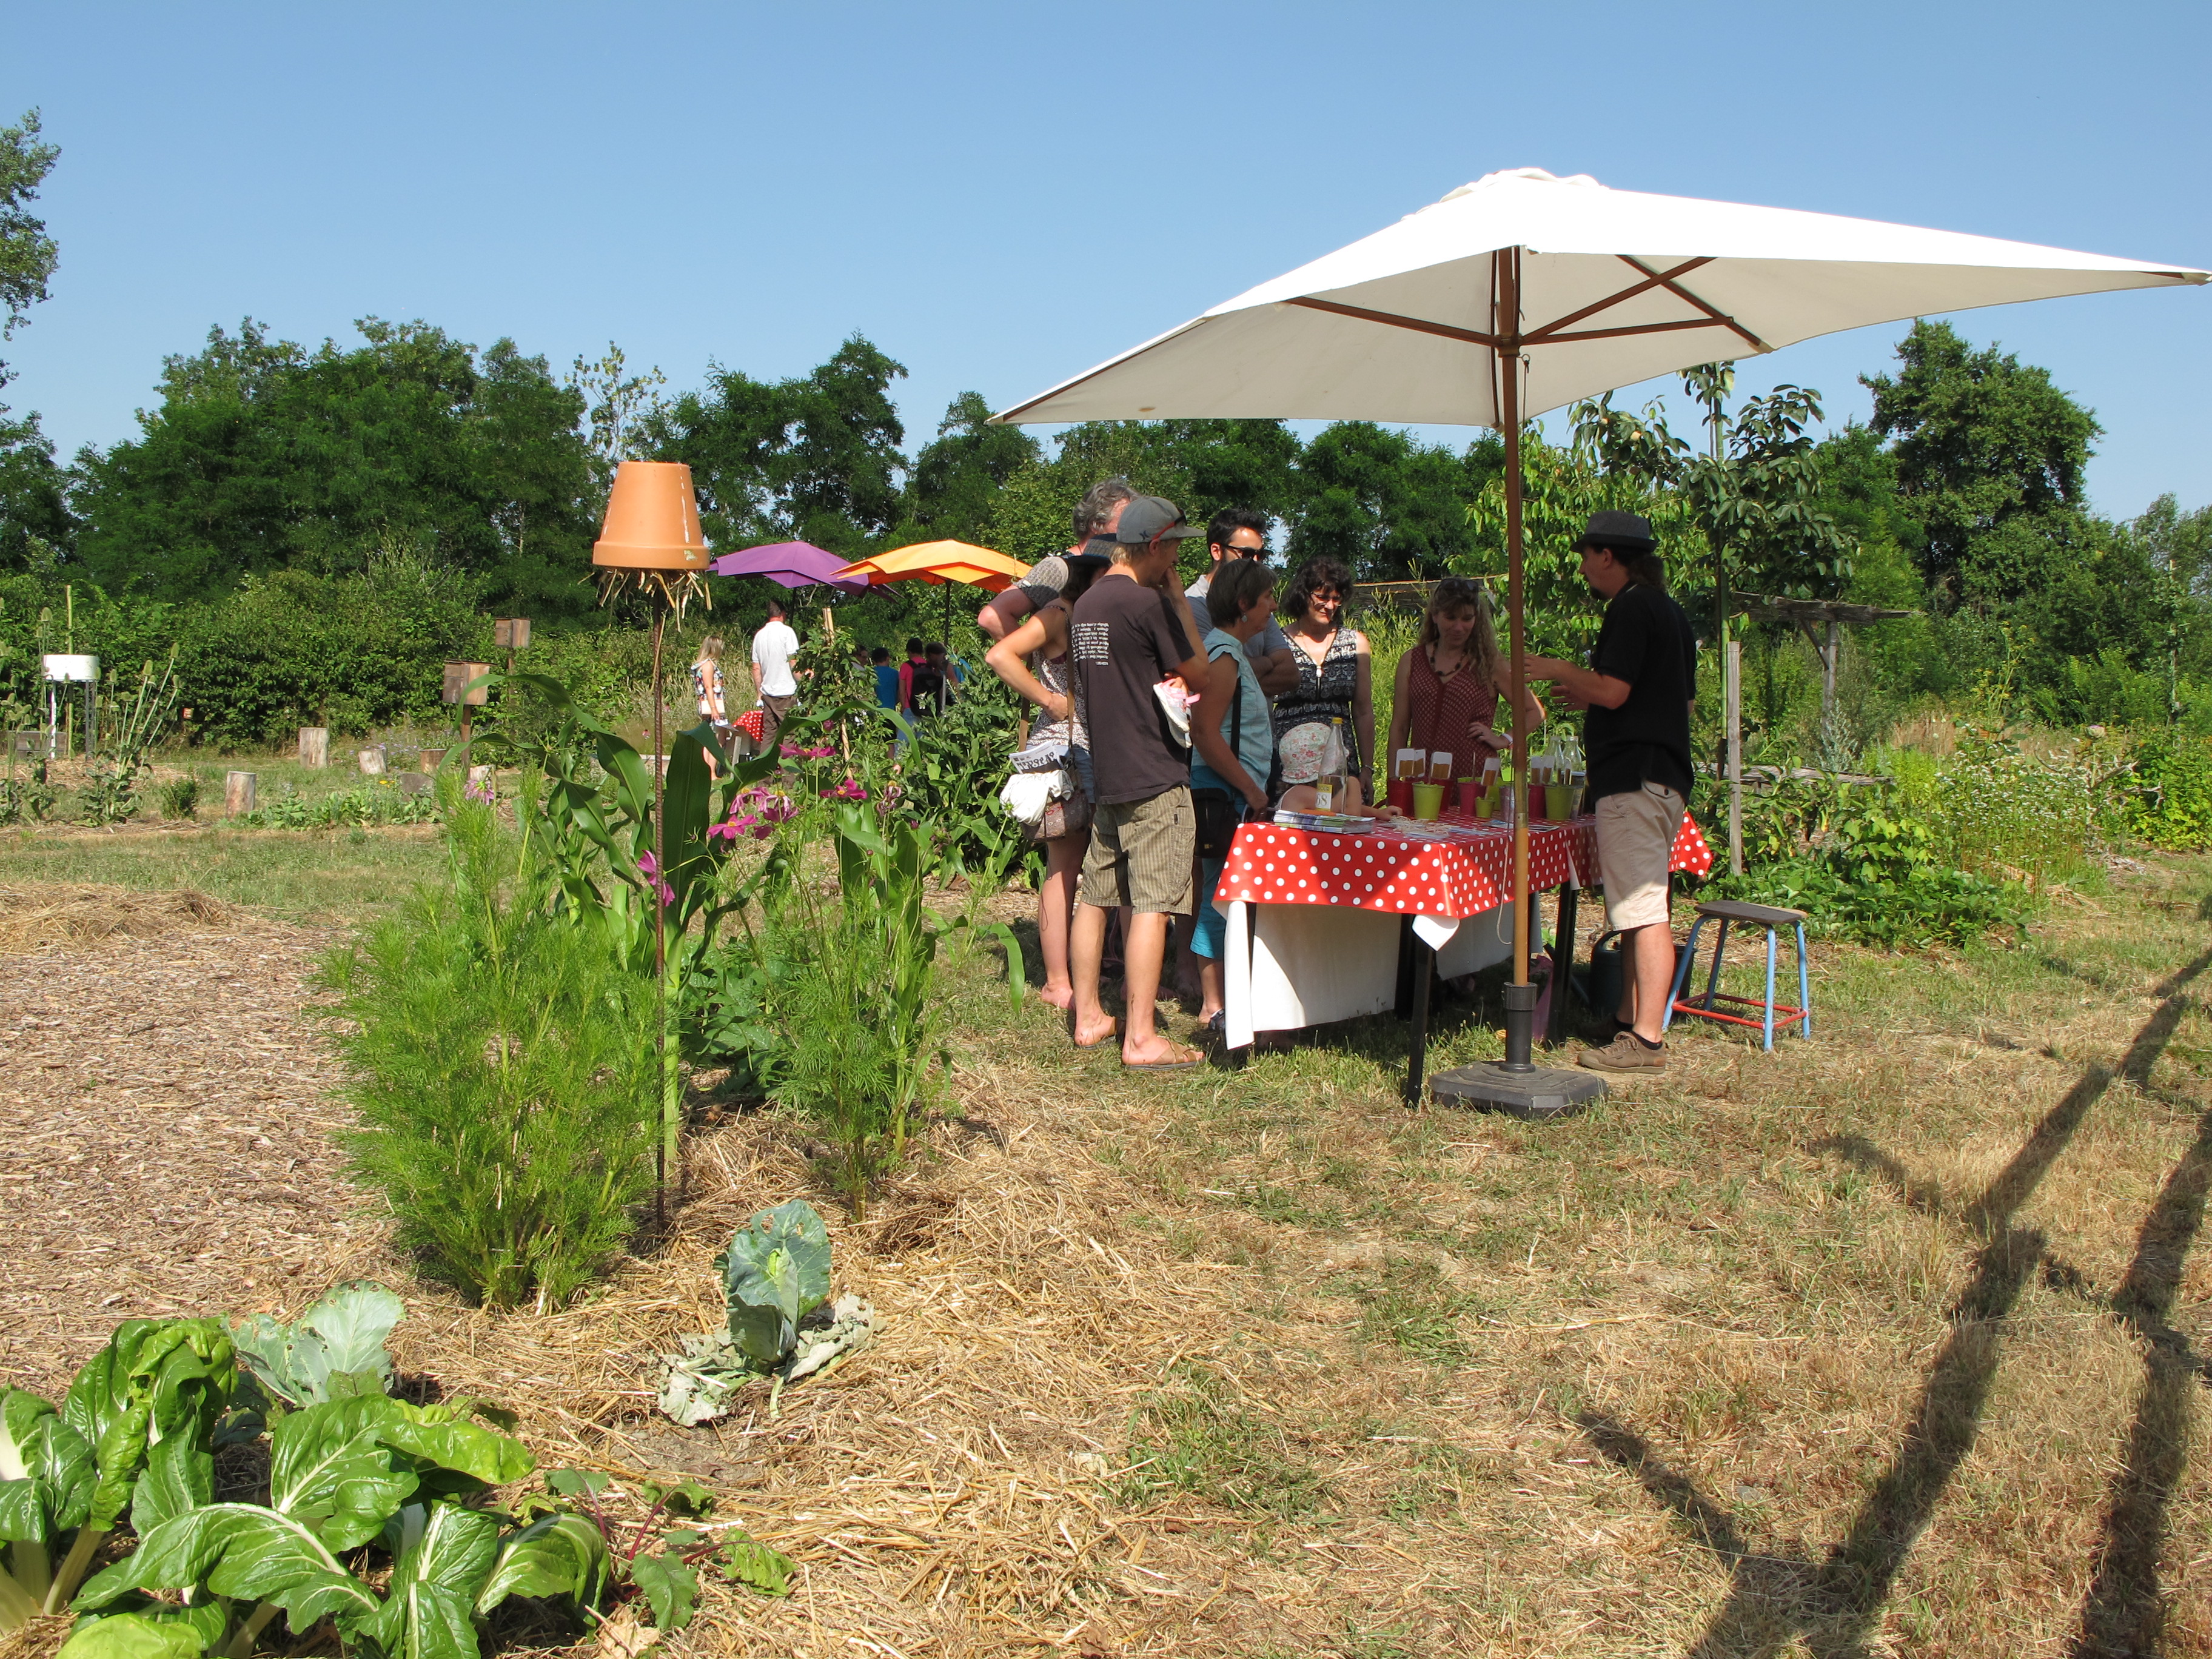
[{"xmin": 1577, "ymin": 1030, "xmax": 1666, "ymax": 1073}]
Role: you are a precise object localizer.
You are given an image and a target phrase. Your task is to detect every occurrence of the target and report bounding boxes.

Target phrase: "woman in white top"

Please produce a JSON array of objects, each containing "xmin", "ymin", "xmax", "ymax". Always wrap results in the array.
[{"xmin": 692, "ymin": 635, "xmax": 729, "ymax": 777}]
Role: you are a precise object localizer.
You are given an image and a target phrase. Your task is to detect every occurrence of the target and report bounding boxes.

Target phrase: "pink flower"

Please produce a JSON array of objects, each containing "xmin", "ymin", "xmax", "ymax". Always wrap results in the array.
[
  {"xmin": 823, "ymin": 777, "xmax": 868, "ymax": 802},
  {"xmin": 635, "ymin": 853, "xmax": 675, "ymax": 905}
]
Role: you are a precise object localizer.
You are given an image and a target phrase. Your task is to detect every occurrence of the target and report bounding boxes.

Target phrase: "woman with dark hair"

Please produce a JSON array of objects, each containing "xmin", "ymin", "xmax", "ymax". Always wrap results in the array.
[
  {"xmin": 1385, "ymin": 577, "xmax": 1545, "ymax": 779},
  {"xmin": 1186, "ymin": 558, "xmax": 1278, "ymax": 1031},
  {"xmin": 982, "ymin": 552, "xmax": 1109, "ymax": 1010},
  {"xmin": 1273, "ymin": 557, "xmax": 1373, "ymax": 794}
]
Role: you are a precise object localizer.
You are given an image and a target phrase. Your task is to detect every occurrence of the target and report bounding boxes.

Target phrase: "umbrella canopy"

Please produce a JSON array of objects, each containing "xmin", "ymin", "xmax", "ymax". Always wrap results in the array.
[
  {"xmin": 834, "ymin": 540, "xmax": 1028, "ymax": 594},
  {"xmin": 993, "ymin": 167, "xmax": 2206, "ymax": 1072},
  {"xmin": 994, "ymin": 167, "xmax": 2205, "ymax": 427},
  {"xmin": 708, "ymin": 541, "xmax": 870, "ymax": 592}
]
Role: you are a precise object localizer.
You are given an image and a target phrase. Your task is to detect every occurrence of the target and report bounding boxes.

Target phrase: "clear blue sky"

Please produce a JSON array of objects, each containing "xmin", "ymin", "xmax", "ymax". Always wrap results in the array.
[{"xmin": 6, "ymin": 0, "xmax": 2208, "ymax": 520}]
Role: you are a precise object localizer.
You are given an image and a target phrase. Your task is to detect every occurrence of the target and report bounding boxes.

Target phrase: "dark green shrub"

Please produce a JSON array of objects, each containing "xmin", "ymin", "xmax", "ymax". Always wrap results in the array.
[
  {"xmin": 1703, "ymin": 858, "xmax": 2026, "ymax": 951},
  {"xmin": 320, "ymin": 792, "xmax": 655, "ymax": 1307},
  {"xmin": 156, "ymin": 774, "xmax": 199, "ymax": 819},
  {"xmin": 2127, "ymin": 726, "xmax": 2212, "ymax": 850}
]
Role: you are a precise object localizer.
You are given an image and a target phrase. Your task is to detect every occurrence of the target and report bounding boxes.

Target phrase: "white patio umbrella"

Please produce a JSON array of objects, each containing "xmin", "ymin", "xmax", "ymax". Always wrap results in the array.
[{"xmin": 994, "ymin": 166, "xmax": 2206, "ymax": 1078}]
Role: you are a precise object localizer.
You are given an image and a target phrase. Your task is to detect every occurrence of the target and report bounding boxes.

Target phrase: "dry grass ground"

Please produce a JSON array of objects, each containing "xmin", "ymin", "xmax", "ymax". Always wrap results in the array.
[{"xmin": 2, "ymin": 846, "xmax": 2208, "ymax": 1658}]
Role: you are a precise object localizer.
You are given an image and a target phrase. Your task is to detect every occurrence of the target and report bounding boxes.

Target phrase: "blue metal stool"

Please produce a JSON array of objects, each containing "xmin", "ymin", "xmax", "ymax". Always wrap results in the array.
[{"xmin": 1663, "ymin": 899, "xmax": 1811, "ymax": 1051}]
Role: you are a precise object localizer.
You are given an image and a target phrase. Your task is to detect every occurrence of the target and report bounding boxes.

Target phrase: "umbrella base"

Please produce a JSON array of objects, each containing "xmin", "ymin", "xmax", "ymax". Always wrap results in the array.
[{"xmin": 1429, "ymin": 1061, "xmax": 1607, "ymax": 1121}]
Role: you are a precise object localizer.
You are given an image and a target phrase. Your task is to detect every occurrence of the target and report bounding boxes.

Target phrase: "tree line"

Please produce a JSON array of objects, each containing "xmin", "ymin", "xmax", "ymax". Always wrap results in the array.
[{"xmin": 1, "ymin": 104, "xmax": 2208, "ymax": 740}]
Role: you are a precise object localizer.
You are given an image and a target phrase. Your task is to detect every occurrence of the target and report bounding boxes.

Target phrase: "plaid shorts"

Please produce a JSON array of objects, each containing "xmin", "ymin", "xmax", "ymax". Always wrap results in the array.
[{"xmin": 1079, "ymin": 786, "xmax": 1195, "ymax": 914}]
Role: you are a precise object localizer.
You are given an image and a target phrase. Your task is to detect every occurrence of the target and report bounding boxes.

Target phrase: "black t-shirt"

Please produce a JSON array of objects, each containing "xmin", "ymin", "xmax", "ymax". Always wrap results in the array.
[
  {"xmin": 1583, "ymin": 583, "xmax": 1698, "ymax": 802},
  {"xmin": 1070, "ymin": 572, "xmax": 1199, "ymax": 805}
]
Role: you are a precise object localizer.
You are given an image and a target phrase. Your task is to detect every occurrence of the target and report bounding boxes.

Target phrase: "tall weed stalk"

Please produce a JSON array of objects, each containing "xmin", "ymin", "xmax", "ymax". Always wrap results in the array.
[{"xmin": 320, "ymin": 785, "xmax": 655, "ymax": 1308}]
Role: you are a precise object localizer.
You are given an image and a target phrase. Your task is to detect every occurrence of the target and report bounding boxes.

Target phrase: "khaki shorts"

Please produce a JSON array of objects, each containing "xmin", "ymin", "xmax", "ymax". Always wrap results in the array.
[
  {"xmin": 1079, "ymin": 786, "xmax": 1195, "ymax": 914},
  {"xmin": 1596, "ymin": 782, "xmax": 1685, "ymax": 933}
]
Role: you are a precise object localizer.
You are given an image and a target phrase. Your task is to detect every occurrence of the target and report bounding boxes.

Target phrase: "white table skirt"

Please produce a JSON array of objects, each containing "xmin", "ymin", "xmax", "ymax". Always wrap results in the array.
[{"xmin": 1222, "ymin": 898, "xmax": 1523, "ymax": 1050}]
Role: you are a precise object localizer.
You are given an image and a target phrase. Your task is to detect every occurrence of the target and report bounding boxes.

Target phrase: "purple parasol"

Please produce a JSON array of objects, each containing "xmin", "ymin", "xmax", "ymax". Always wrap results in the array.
[{"xmin": 708, "ymin": 541, "xmax": 870, "ymax": 592}]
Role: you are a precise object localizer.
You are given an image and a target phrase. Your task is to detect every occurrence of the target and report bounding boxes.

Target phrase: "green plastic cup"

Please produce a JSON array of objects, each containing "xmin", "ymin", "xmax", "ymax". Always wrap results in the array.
[
  {"xmin": 1546, "ymin": 782, "xmax": 1574, "ymax": 820},
  {"xmin": 1410, "ymin": 782, "xmax": 1444, "ymax": 821}
]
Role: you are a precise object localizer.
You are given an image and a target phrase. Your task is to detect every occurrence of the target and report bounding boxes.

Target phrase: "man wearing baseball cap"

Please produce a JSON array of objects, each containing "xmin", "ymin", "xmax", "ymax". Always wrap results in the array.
[
  {"xmin": 1066, "ymin": 495, "xmax": 1213, "ymax": 1070},
  {"xmin": 1524, "ymin": 511, "xmax": 1698, "ymax": 1074}
]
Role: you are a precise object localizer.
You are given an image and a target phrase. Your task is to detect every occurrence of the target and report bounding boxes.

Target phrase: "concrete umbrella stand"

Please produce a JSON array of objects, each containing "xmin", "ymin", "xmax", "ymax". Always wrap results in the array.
[{"xmin": 592, "ymin": 460, "xmax": 714, "ymax": 1222}]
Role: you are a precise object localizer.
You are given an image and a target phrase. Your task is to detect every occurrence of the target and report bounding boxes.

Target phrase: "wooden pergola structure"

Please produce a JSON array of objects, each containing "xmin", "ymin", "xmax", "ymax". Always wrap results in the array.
[{"xmin": 1743, "ymin": 594, "xmax": 1919, "ymax": 730}]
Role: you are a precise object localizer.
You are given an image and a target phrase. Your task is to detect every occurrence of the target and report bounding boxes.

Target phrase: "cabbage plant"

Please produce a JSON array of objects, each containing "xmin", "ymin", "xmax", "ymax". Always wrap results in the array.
[
  {"xmin": 227, "ymin": 1282, "xmax": 404, "ymax": 1409},
  {"xmin": 717, "ymin": 1200, "xmax": 831, "ymax": 1369}
]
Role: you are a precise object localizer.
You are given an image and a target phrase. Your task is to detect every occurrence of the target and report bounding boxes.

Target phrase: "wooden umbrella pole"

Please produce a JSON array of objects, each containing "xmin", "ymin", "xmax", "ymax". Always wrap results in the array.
[{"xmin": 1499, "ymin": 247, "xmax": 1537, "ymax": 1073}]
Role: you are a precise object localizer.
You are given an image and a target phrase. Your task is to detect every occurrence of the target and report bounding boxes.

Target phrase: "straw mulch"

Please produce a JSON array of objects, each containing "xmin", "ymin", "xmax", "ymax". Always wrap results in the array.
[{"xmin": 0, "ymin": 884, "xmax": 381, "ymax": 1395}]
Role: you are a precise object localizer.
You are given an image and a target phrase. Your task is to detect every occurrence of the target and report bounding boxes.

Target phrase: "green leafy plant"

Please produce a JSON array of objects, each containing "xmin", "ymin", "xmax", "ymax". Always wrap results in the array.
[
  {"xmin": 67, "ymin": 1393, "xmax": 593, "ymax": 1659},
  {"xmin": 2125, "ymin": 726, "xmax": 2212, "ymax": 850},
  {"xmin": 0, "ymin": 1319, "xmax": 237, "ymax": 1627},
  {"xmin": 226, "ymin": 1282, "xmax": 404, "ymax": 1409},
  {"xmin": 530, "ymin": 1469, "xmax": 793, "ymax": 1632},
  {"xmin": 78, "ymin": 759, "xmax": 142, "ymax": 826},
  {"xmin": 319, "ymin": 793, "xmax": 657, "ymax": 1309},
  {"xmin": 156, "ymin": 774, "xmax": 199, "ymax": 820}
]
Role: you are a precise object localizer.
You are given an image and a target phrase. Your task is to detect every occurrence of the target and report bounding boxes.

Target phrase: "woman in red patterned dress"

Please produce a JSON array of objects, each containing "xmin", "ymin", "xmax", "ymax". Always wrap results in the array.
[{"xmin": 1384, "ymin": 577, "xmax": 1546, "ymax": 779}]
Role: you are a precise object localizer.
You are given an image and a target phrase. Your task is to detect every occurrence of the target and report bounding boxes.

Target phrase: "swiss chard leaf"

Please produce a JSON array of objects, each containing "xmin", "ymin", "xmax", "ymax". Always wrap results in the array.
[
  {"xmin": 267, "ymin": 1396, "xmax": 419, "ymax": 1550},
  {"xmin": 73, "ymin": 1503, "xmax": 380, "ymax": 1629},
  {"xmin": 473, "ymin": 1513, "xmax": 608, "ymax": 1615},
  {"xmin": 715, "ymin": 1532, "xmax": 796, "ymax": 1598},
  {"xmin": 54, "ymin": 1610, "xmax": 207, "ymax": 1659},
  {"xmin": 60, "ymin": 1320, "xmax": 236, "ymax": 1535},
  {"xmin": 716, "ymin": 1201, "xmax": 831, "ymax": 1369},
  {"xmin": 624, "ymin": 1548, "xmax": 697, "ymax": 1634},
  {"xmin": 69, "ymin": 1592, "xmax": 230, "ymax": 1654},
  {"xmin": 360, "ymin": 1502, "xmax": 503, "ymax": 1659},
  {"xmin": 0, "ymin": 1390, "xmax": 92, "ymax": 1544}
]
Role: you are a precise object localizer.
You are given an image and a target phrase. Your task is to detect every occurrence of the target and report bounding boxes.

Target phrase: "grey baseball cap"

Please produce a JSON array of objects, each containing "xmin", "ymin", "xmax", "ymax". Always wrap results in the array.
[{"xmin": 1114, "ymin": 495, "xmax": 1204, "ymax": 546}]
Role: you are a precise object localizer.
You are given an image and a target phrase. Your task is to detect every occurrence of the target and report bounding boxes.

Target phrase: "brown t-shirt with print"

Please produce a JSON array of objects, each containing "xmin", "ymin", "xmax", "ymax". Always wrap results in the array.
[{"xmin": 1070, "ymin": 572, "xmax": 1201, "ymax": 806}]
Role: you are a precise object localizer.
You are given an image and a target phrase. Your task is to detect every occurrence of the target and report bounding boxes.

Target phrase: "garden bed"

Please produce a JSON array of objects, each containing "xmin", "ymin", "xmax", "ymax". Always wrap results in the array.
[{"xmin": 4, "ymin": 855, "xmax": 2211, "ymax": 1656}]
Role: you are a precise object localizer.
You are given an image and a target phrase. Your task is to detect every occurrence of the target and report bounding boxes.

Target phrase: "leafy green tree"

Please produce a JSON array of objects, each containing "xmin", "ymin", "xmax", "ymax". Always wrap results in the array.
[
  {"xmin": 642, "ymin": 335, "xmax": 908, "ymax": 555},
  {"xmin": 72, "ymin": 320, "xmax": 597, "ymax": 612},
  {"xmin": 568, "ymin": 341, "xmax": 668, "ymax": 496},
  {"xmin": 0, "ymin": 108, "xmax": 58, "ymax": 363},
  {"xmin": 1862, "ymin": 318, "xmax": 2100, "ymax": 605},
  {"xmin": 0, "ymin": 109, "xmax": 64, "ymax": 572},
  {"xmin": 897, "ymin": 392, "xmax": 1040, "ymax": 543},
  {"xmin": 1289, "ymin": 422, "xmax": 1500, "ymax": 580},
  {"xmin": 1574, "ymin": 367, "xmax": 1853, "ymax": 634},
  {"xmin": 1464, "ymin": 426, "xmax": 1689, "ymax": 658}
]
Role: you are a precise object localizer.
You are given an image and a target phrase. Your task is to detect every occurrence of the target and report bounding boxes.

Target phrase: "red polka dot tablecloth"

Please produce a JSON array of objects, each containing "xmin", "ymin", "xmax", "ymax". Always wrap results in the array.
[
  {"xmin": 734, "ymin": 708, "xmax": 766, "ymax": 743},
  {"xmin": 1215, "ymin": 813, "xmax": 1713, "ymax": 918}
]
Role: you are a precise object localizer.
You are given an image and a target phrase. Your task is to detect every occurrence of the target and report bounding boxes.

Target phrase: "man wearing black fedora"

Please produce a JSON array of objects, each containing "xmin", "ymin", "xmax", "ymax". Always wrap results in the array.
[{"xmin": 1524, "ymin": 511, "xmax": 1698, "ymax": 1074}]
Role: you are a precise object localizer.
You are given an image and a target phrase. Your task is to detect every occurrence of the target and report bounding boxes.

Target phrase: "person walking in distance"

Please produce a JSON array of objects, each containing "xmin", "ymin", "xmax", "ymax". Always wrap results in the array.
[
  {"xmin": 1523, "ymin": 512, "xmax": 1698, "ymax": 1073},
  {"xmin": 1067, "ymin": 495, "xmax": 1213, "ymax": 1070},
  {"xmin": 748, "ymin": 599, "xmax": 801, "ymax": 752}
]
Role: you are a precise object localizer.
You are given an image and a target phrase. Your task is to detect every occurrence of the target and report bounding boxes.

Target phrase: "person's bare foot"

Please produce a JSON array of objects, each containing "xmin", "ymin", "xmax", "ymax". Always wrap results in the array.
[
  {"xmin": 1122, "ymin": 1036, "xmax": 1203, "ymax": 1070},
  {"xmin": 1039, "ymin": 985, "xmax": 1075, "ymax": 1012},
  {"xmin": 1072, "ymin": 1014, "xmax": 1121, "ymax": 1048}
]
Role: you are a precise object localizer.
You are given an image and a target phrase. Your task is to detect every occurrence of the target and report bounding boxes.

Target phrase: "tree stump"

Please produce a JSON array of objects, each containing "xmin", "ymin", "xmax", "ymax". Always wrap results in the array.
[
  {"xmin": 224, "ymin": 771, "xmax": 257, "ymax": 816},
  {"xmin": 357, "ymin": 745, "xmax": 386, "ymax": 776},
  {"xmin": 395, "ymin": 772, "xmax": 431, "ymax": 798},
  {"xmin": 298, "ymin": 728, "xmax": 329, "ymax": 768}
]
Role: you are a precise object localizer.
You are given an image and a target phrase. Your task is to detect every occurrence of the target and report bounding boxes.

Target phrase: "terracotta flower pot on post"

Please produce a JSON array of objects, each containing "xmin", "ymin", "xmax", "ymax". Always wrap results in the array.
[{"xmin": 592, "ymin": 461, "xmax": 714, "ymax": 1222}]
